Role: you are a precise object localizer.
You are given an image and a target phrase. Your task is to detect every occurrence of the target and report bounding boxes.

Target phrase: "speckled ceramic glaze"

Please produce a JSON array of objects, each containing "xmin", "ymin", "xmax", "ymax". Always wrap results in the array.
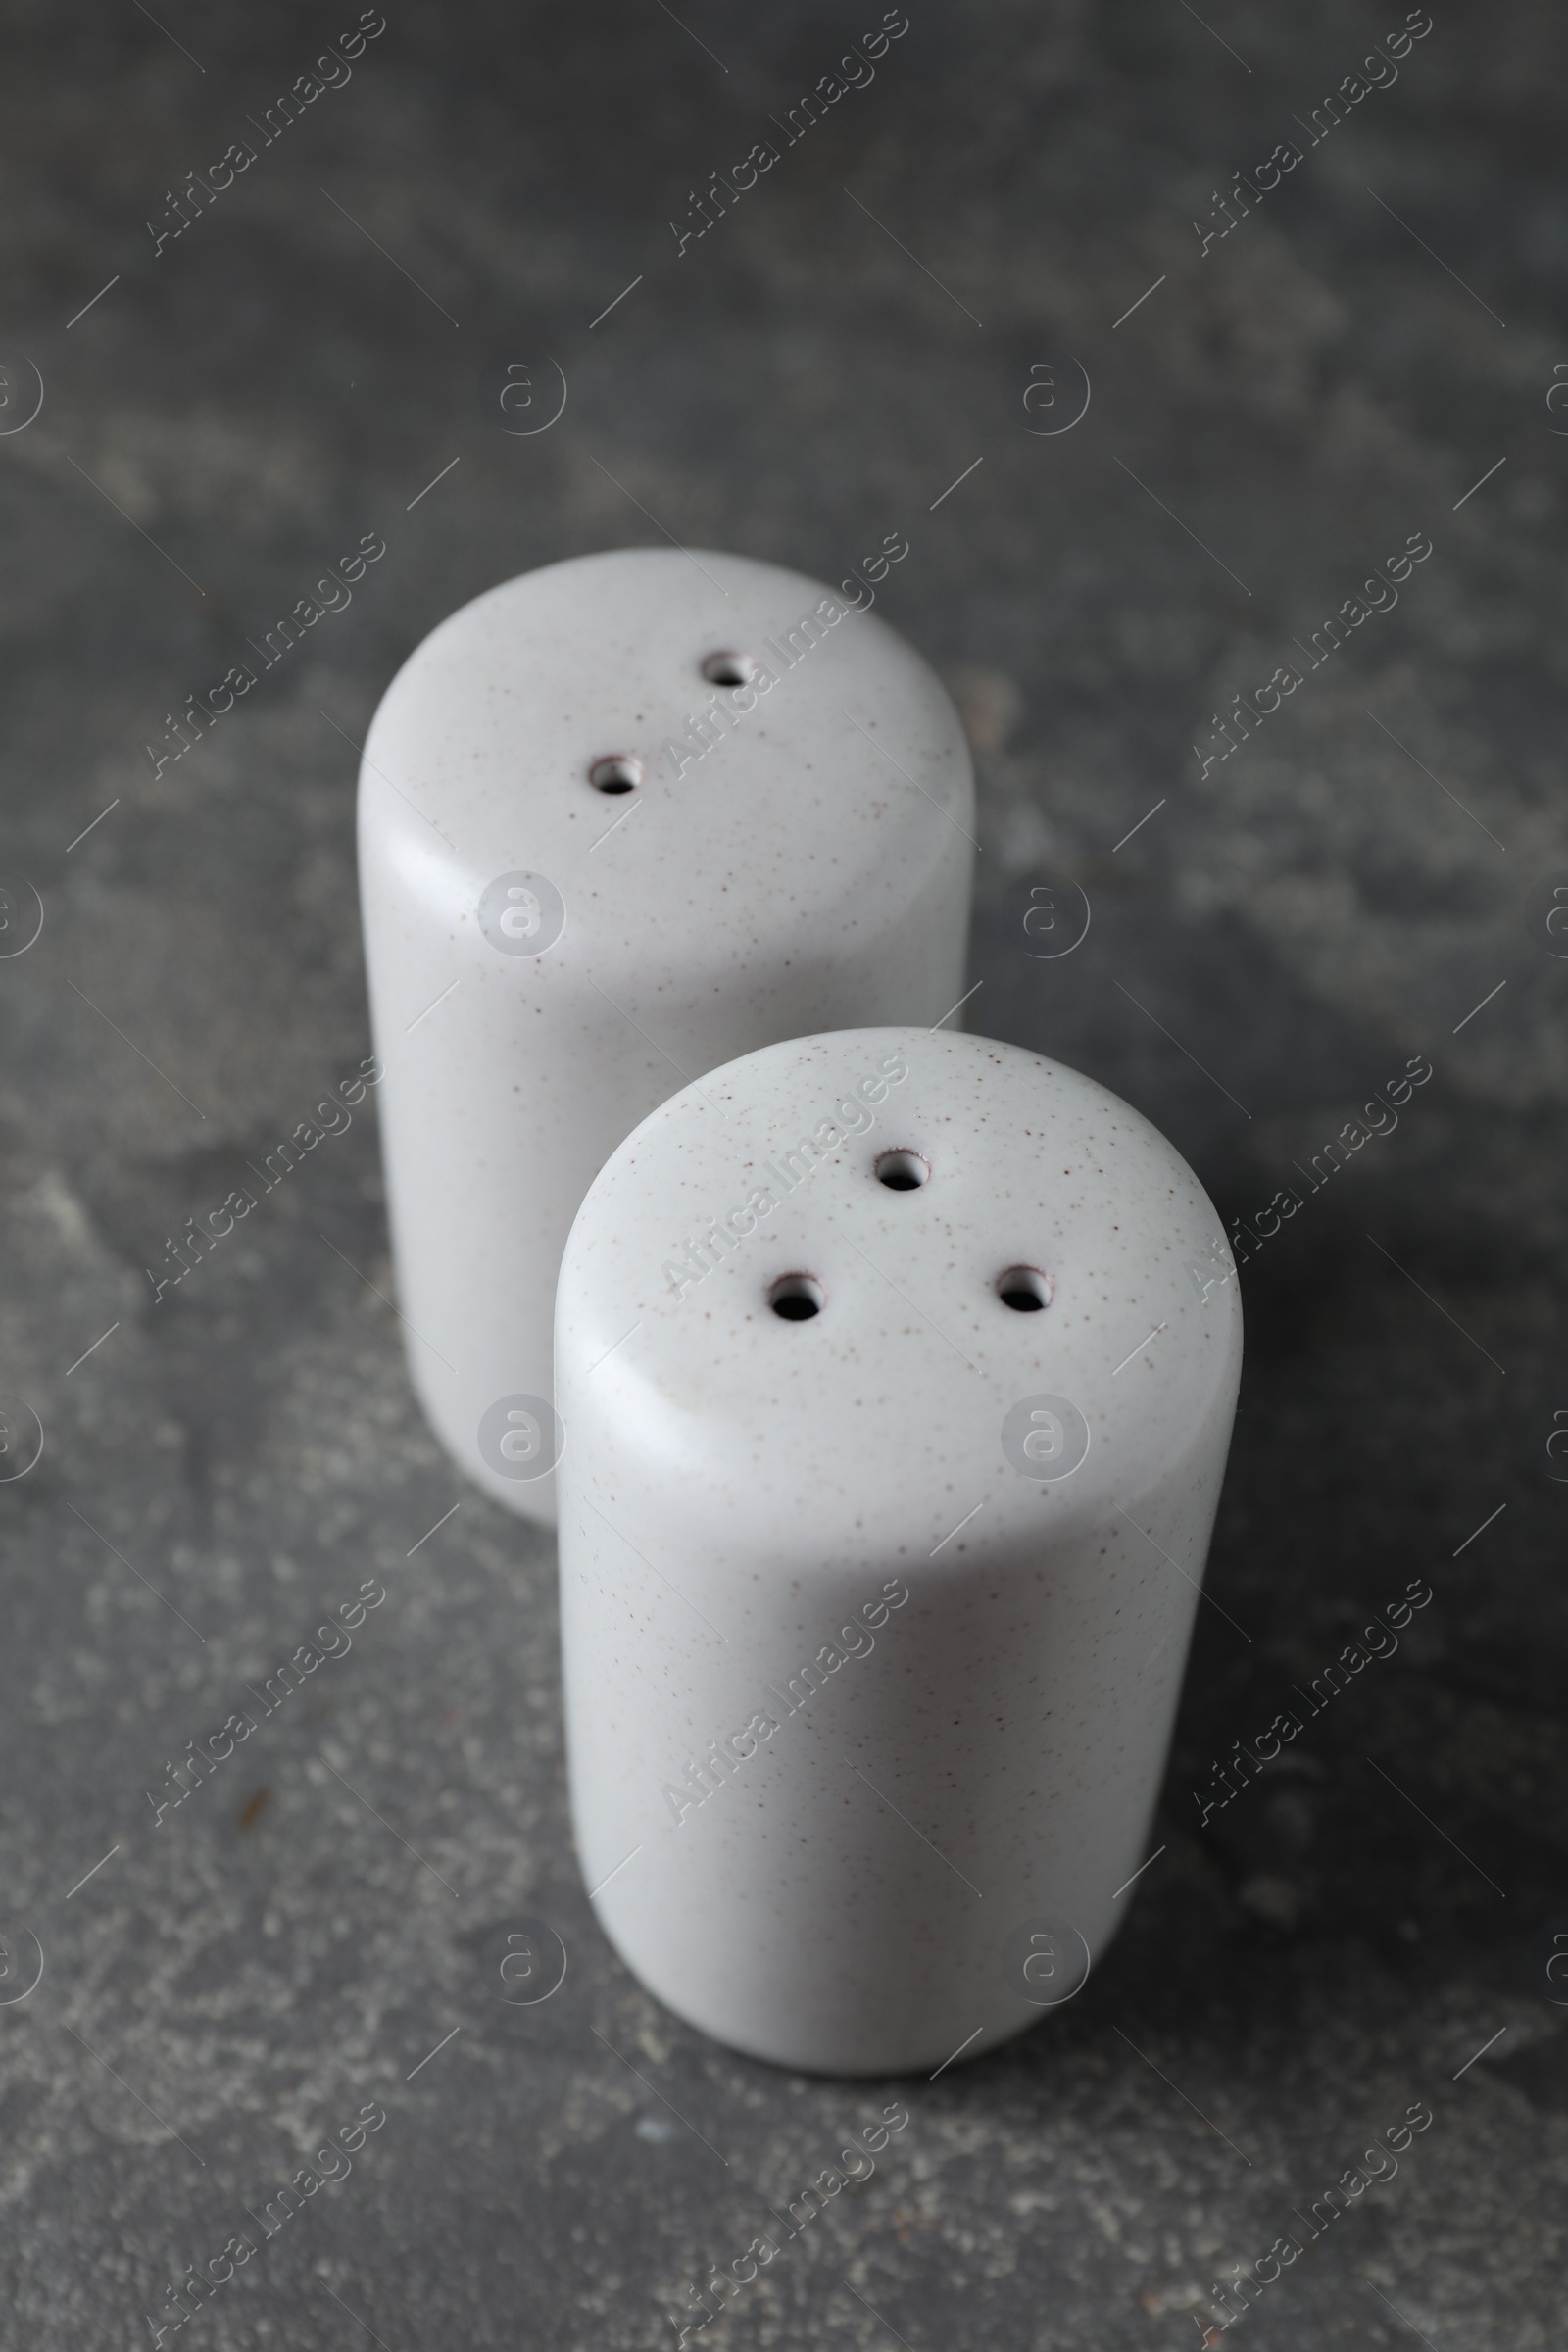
[
  {"xmin": 557, "ymin": 1028, "xmax": 1244, "ymax": 2076},
  {"xmin": 357, "ymin": 550, "xmax": 973, "ymax": 1522}
]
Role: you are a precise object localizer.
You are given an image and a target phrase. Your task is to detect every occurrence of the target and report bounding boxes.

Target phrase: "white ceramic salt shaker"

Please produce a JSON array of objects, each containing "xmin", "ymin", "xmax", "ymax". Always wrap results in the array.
[
  {"xmin": 358, "ymin": 549, "xmax": 972, "ymax": 1523},
  {"xmin": 556, "ymin": 1027, "xmax": 1243, "ymax": 2076}
]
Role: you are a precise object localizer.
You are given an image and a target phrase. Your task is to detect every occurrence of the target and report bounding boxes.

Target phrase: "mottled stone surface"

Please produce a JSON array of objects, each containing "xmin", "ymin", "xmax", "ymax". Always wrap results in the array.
[{"xmin": 1, "ymin": 2, "xmax": 1564, "ymax": 2346}]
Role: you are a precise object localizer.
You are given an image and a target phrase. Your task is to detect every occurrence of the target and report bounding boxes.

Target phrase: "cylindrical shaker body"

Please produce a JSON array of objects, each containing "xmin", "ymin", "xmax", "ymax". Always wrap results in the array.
[
  {"xmin": 358, "ymin": 550, "xmax": 972, "ymax": 1523},
  {"xmin": 557, "ymin": 1028, "xmax": 1243, "ymax": 2075}
]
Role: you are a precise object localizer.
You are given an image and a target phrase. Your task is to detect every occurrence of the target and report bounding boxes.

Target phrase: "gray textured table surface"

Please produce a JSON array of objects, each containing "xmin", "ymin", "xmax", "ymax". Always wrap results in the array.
[{"xmin": 3, "ymin": 2, "xmax": 1565, "ymax": 2345}]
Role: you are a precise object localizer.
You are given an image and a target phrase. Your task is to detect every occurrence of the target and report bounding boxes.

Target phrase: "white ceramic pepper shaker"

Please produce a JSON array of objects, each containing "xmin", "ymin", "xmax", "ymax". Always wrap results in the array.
[
  {"xmin": 358, "ymin": 548, "xmax": 973, "ymax": 1524},
  {"xmin": 556, "ymin": 1027, "xmax": 1243, "ymax": 2076}
]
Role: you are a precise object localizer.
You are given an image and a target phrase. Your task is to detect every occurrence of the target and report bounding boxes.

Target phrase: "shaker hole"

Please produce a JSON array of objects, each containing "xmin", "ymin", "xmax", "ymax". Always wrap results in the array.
[
  {"xmin": 589, "ymin": 755, "xmax": 643, "ymax": 794},
  {"xmin": 998, "ymin": 1266, "xmax": 1053, "ymax": 1312},
  {"xmin": 875, "ymin": 1150, "xmax": 930, "ymax": 1192},
  {"xmin": 769, "ymin": 1273, "xmax": 824, "ymax": 1322},
  {"xmin": 701, "ymin": 650, "xmax": 758, "ymax": 687}
]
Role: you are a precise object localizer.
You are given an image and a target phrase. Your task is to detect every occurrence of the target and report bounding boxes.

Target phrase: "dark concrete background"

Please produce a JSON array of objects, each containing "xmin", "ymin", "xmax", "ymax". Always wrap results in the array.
[{"xmin": 2, "ymin": 1, "xmax": 1566, "ymax": 2344}]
